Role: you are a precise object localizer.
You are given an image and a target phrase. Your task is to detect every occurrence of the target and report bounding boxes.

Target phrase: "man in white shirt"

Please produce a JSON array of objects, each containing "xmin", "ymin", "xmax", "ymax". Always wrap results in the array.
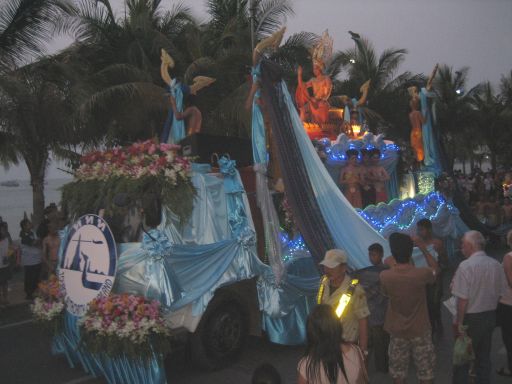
[{"xmin": 451, "ymin": 230, "xmax": 507, "ymax": 384}]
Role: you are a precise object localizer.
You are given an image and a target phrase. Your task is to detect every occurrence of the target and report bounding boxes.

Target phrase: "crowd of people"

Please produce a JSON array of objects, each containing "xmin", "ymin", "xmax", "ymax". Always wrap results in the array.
[
  {"xmin": 0, "ymin": 203, "xmax": 64, "ymax": 306},
  {"xmin": 251, "ymin": 221, "xmax": 511, "ymax": 384},
  {"xmin": 2, "ymin": 176, "xmax": 512, "ymax": 383},
  {"xmin": 452, "ymin": 169, "xmax": 512, "ymax": 228}
]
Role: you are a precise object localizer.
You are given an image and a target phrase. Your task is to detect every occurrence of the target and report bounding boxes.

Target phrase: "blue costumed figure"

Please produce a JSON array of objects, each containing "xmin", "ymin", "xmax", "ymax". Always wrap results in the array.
[
  {"xmin": 159, "ymin": 49, "xmax": 215, "ymax": 144},
  {"xmin": 245, "ymin": 28, "xmax": 286, "ymax": 282},
  {"xmin": 420, "ymin": 64, "xmax": 442, "ymax": 175}
]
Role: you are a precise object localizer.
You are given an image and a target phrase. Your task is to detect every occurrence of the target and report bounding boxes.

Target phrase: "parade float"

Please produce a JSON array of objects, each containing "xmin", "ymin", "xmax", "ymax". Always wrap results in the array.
[{"xmin": 33, "ymin": 28, "xmax": 469, "ymax": 384}]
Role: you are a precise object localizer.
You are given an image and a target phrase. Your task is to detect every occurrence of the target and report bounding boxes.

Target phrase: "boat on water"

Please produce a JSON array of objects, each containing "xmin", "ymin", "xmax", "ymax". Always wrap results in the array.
[{"xmin": 0, "ymin": 180, "xmax": 19, "ymax": 187}]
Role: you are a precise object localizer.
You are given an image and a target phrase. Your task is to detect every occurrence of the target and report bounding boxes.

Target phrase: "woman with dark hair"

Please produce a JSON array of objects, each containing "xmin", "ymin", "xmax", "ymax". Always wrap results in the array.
[{"xmin": 298, "ymin": 304, "xmax": 367, "ymax": 384}]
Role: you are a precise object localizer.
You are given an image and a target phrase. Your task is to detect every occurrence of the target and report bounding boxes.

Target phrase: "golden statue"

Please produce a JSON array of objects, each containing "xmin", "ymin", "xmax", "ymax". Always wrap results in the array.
[
  {"xmin": 408, "ymin": 63, "xmax": 438, "ymax": 163},
  {"xmin": 295, "ymin": 30, "xmax": 333, "ymax": 124},
  {"xmin": 160, "ymin": 49, "xmax": 215, "ymax": 141},
  {"xmin": 336, "ymin": 80, "xmax": 371, "ymax": 136}
]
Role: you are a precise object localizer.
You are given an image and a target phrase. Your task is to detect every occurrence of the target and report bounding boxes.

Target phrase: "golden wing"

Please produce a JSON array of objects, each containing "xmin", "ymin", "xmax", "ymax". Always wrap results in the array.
[
  {"xmin": 253, "ymin": 27, "xmax": 286, "ymax": 65},
  {"xmin": 254, "ymin": 27, "xmax": 286, "ymax": 56},
  {"xmin": 190, "ymin": 76, "xmax": 216, "ymax": 95},
  {"xmin": 160, "ymin": 49, "xmax": 175, "ymax": 69}
]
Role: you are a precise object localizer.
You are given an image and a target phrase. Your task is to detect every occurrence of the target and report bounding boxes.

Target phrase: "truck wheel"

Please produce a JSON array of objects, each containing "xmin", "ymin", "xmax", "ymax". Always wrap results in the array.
[{"xmin": 190, "ymin": 299, "xmax": 248, "ymax": 370}]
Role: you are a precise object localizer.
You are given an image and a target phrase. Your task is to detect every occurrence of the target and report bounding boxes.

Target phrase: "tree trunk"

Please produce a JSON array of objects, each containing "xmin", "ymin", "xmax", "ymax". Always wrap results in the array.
[{"xmin": 26, "ymin": 153, "xmax": 48, "ymax": 228}]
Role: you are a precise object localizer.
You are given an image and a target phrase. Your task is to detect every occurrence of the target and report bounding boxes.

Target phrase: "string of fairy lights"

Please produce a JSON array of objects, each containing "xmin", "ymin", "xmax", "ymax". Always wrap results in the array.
[
  {"xmin": 279, "ymin": 191, "xmax": 456, "ymax": 261},
  {"xmin": 322, "ymin": 142, "xmax": 401, "ymax": 162}
]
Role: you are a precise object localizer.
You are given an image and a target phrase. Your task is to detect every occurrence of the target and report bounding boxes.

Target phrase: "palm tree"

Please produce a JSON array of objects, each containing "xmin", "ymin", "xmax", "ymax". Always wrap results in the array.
[
  {"xmin": 432, "ymin": 65, "xmax": 480, "ymax": 172},
  {"xmin": 331, "ymin": 36, "xmax": 418, "ymax": 139},
  {"xmin": 0, "ymin": 0, "xmax": 74, "ymax": 72},
  {"xmin": 469, "ymin": 82, "xmax": 505, "ymax": 170},
  {"xmin": 61, "ymin": 0, "xmax": 301, "ymax": 140},
  {"xmin": 0, "ymin": 58, "xmax": 85, "ymax": 224},
  {"xmin": 500, "ymin": 70, "xmax": 512, "ymax": 109},
  {"xmin": 56, "ymin": 0, "xmax": 198, "ymax": 143}
]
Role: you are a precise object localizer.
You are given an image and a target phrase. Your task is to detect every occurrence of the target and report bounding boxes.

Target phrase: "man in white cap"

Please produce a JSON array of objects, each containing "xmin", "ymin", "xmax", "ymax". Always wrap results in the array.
[{"xmin": 318, "ymin": 249, "xmax": 369, "ymax": 355}]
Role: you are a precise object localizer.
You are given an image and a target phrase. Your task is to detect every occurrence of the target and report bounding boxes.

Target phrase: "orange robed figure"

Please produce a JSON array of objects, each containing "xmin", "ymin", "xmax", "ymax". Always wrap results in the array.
[
  {"xmin": 296, "ymin": 63, "xmax": 333, "ymax": 124},
  {"xmin": 295, "ymin": 30, "xmax": 333, "ymax": 124}
]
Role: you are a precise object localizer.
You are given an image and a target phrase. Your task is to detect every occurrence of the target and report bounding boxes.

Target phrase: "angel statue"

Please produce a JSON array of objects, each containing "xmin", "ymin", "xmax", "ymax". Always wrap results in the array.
[
  {"xmin": 335, "ymin": 79, "xmax": 371, "ymax": 131},
  {"xmin": 245, "ymin": 26, "xmax": 286, "ymax": 165},
  {"xmin": 244, "ymin": 27, "xmax": 287, "ymax": 283},
  {"xmin": 160, "ymin": 49, "xmax": 216, "ymax": 144},
  {"xmin": 295, "ymin": 30, "xmax": 334, "ymax": 124},
  {"xmin": 408, "ymin": 63, "xmax": 439, "ymax": 167}
]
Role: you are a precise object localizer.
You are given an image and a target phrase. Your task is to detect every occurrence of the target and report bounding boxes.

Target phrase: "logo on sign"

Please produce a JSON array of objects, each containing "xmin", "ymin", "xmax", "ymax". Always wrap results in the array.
[{"xmin": 59, "ymin": 215, "xmax": 117, "ymax": 316}]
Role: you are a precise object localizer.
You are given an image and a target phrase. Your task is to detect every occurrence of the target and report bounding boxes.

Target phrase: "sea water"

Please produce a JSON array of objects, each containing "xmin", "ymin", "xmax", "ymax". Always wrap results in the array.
[{"xmin": 0, "ymin": 178, "xmax": 70, "ymax": 240}]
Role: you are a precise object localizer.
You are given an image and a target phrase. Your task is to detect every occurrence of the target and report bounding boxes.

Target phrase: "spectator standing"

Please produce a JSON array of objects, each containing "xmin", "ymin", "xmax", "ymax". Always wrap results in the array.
[
  {"xmin": 355, "ymin": 243, "xmax": 389, "ymax": 373},
  {"xmin": 42, "ymin": 221, "xmax": 60, "ymax": 278},
  {"xmin": 451, "ymin": 230, "xmax": 507, "ymax": 384},
  {"xmin": 19, "ymin": 219, "xmax": 42, "ymax": 300},
  {"xmin": 497, "ymin": 230, "xmax": 512, "ymax": 377},
  {"xmin": 416, "ymin": 218, "xmax": 447, "ymax": 336},
  {"xmin": 380, "ymin": 232, "xmax": 439, "ymax": 384},
  {"xmin": 297, "ymin": 304, "xmax": 367, "ymax": 384},
  {"xmin": 0, "ymin": 222, "xmax": 12, "ymax": 306},
  {"xmin": 317, "ymin": 249, "xmax": 369, "ymax": 355}
]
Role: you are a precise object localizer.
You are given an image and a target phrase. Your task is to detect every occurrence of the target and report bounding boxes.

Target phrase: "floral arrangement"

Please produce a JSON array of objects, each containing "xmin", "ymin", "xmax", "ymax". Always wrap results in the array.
[
  {"xmin": 279, "ymin": 196, "xmax": 297, "ymax": 236},
  {"xmin": 61, "ymin": 140, "xmax": 196, "ymax": 223},
  {"xmin": 75, "ymin": 141, "xmax": 185, "ymax": 182},
  {"xmin": 79, "ymin": 294, "xmax": 171, "ymax": 360},
  {"xmin": 31, "ymin": 275, "xmax": 65, "ymax": 334}
]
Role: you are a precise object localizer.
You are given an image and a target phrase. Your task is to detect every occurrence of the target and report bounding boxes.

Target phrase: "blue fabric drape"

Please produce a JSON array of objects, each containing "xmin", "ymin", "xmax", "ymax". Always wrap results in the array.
[
  {"xmin": 420, "ymin": 88, "xmax": 442, "ymax": 175},
  {"xmin": 53, "ymin": 313, "xmax": 166, "ymax": 384},
  {"xmin": 168, "ymin": 80, "xmax": 186, "ymax": 144},
  {"xmin": 279, "ymin": 81, "xmax": 391, "ymax": 269},
  {"xmin": 251, "ymin": 64, "xmax": 267, "ymax": 164},
  {"xmin": 160, "ymin": 103, "xmax": 173, "ymax": 144},
  {"xmin": 114, "ymin": 166, "xmax": 260, "ymax": 317}
]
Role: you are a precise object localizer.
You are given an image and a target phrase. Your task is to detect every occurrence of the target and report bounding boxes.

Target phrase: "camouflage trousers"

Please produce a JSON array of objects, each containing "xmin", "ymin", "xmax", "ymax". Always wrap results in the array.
[{"xmin": 389, "ymin": 330, "xmax": 435, "ymax": 380}]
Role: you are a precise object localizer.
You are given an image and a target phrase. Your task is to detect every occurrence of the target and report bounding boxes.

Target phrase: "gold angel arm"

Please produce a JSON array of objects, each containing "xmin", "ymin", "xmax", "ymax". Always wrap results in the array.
[
  {"xmin": 426, "ymin": 63, "xmax": 439, "ymax": 91},
  {"xmin": 252, "ymin": 27, "xmax": 286, "ymax": 65},
  {"xmin": 190, "ymin": 76, "xmax": 216, "ymax": 95},
  {"xmin": 357, "ymin": 80, "xmax": 371, "ymax": 106},
  {"xmin": 160, "ymin": 49, "xmax": 175, "ymax": 86}
]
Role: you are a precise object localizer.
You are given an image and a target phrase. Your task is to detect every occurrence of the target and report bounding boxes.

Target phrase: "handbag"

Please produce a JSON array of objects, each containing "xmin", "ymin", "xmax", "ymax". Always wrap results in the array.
[
  {"xmin": 352, "ymin": 344, "xmax": 369, "ymax": 384},
  {"xmin": 453, "ymin": 326, "xmax": 475, "ymax": 366}
]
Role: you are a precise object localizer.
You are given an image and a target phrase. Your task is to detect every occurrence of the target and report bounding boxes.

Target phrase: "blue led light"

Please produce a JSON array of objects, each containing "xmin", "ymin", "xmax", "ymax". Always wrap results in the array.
[
  {"xmin": 358, "ymin": 192, "xmax": 453, "ymax": 232},
  {"xmin": 323, "ymin": 139, "xmax": 400, "ymax": 163}
]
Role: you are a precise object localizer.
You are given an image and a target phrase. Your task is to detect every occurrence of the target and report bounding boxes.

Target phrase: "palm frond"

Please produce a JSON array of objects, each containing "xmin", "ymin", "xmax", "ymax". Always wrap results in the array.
[
  {"xmin": 184, "ymin": 57, "xmax": 216, "ymax": 84},
  {"xmin": 0, "ymin": 0, "xmax": 75, "ymax": 70},
  {"xmin": 159, "ymin": 2, "xmax": 196, "ymax": 39},
  {"xmin": 90, "ymin": 63, "xmax": 153, "ymax": 86},
  {"xmin": 0, "ymin": 131, "xmax": 20, "ymax": 167},
  {"xmin": 254, "ymin": 0, "xmax": 294, "ymax": 38}
]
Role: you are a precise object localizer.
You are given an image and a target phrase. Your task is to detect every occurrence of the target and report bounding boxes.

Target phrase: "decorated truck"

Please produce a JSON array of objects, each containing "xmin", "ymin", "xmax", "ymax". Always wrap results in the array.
[
  {"xmin": 38, "ymin": 139, "xmax": 319, "ymax": 384},
  {"xmin": 36, "ymin": 30, "xmax": 470, "ymax": 384}
]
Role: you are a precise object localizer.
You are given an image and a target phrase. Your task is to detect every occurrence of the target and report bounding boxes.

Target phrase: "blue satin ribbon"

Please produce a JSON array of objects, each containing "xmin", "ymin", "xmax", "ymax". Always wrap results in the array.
[
  {"xmin": 53, "ymin": 313, "xmax": 167, "ymax": 384},
  {"xmin": 251, "ymin": 63, "xmax": 267, "ymax": 165},
  {"xmin": 168, "ymin": 80, "xmax": 186, "ymax": 144}
]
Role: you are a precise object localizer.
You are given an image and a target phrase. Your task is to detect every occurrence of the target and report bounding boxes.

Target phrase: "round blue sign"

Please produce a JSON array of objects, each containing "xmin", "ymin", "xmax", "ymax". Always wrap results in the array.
[{"xmin": 59, "ymin": 215, "xmax": 117, "ymax": 316}]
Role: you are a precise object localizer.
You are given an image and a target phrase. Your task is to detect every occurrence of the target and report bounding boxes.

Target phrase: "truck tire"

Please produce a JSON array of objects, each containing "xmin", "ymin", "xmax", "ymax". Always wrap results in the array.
[{"xmin": 190, "ymin": 298, "xmax": 248, "ymax": 370}]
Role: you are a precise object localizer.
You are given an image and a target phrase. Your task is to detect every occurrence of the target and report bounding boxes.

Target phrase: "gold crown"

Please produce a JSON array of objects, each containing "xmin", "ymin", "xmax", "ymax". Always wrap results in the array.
[{"xmin": 312, "ymin": 30, "xmax": 333, "ymax": 70}]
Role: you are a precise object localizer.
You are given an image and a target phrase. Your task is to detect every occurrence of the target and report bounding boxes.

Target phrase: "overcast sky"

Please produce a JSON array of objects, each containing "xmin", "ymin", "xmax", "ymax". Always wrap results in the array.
[{"xmin": 2, "ymin": 0, "xmax": 511, "ymax": 181}]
